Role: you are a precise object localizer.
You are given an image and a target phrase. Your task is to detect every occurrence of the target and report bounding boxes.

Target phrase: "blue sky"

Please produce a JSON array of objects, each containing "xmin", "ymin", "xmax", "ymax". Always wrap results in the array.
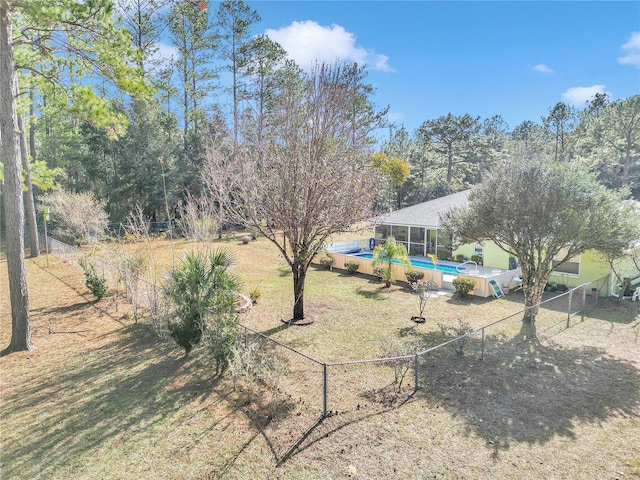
[{"xmin": 245, "ymin": 1, "xmax": 640, "ymax": 134}]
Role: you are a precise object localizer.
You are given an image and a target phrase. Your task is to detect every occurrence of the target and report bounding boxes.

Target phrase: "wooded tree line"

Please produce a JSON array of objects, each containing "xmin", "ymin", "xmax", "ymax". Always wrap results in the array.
[
  {"xmin": 4, "ymin": 0, "xmax": 638, "ymax": 226},
  {"xmin": 376, "ymin": 94, "xmax": 640, "ymax": 212}
]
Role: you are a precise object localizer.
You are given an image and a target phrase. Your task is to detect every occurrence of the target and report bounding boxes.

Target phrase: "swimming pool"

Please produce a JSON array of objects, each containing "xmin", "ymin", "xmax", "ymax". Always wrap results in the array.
[{"xmin": 351, "ymin": 252, "xmax": 464, "ymax": 275}]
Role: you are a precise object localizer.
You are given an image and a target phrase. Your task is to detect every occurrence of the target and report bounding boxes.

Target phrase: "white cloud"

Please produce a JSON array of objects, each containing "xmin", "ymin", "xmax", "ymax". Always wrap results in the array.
[
  {"xmin": 561, "ymin": 85, "xmax": 609, "ymax": 107},
  {"xmin": 264, "ymin": 20, "xmax": 393, "ymax": 72},
  {"xmin": 387, "ymin": 112, "xmax": 404, "ymax": 125},
  {"xmin": 153, "ymin": 42, "xmax": 179, "ymax": 63},
  {"xmin": 532, "ymin": 63, "xmax": 553, "ymax": 74},
  {"xmin": 618, "ymin": 31, "xmax": 640, "ymax": 68}
]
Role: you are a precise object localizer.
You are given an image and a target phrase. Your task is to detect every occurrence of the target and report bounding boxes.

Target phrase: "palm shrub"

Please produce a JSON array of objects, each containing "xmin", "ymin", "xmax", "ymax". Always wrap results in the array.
[
  {"xmin": 373, "ymin": 236, "xmax": 410, "ymax": 283},
  {"xmin": 163, "ymin": 249, "xmax": 241, "ymax": 359}
]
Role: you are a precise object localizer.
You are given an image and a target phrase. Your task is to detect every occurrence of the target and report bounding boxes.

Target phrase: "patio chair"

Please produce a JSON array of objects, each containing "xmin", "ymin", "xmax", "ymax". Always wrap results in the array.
[{"xmin": 632, "ymin": 286, "xmax": 640, "ymax": 302}]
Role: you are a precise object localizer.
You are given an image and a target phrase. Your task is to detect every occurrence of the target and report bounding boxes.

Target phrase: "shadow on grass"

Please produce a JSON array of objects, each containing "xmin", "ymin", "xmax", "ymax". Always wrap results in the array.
[
  {"xmin": 445, "ymin": 294, "xmax": 495, "ymax": 307},
  {"xmin": 31, "ymin": 259, "xmax": 130, "ymax": 326},
  {"xmin": 31, "ymin": 300, "xmax": 96, "ymax": 317},
  {"xmin": 413, "ymin": 327, "xmax": 640, "ymax": 459},
  {"xmin": 261, "ymin": 323, "xmax": 640, "ymax": 466},
  {"xmin": 277, "ymin": 266, "xmax": 292, "ymax": 277},
  {"xmin": 496, "ymin": 290, "xmax": 638, "ymax": 325},
  {"xmin": 354, "ymin": 285, "xmax": 391, "ymax": 300},
  {"xmin": 0, "ymin": 324, "xmax": 223, "ymax": 479}
]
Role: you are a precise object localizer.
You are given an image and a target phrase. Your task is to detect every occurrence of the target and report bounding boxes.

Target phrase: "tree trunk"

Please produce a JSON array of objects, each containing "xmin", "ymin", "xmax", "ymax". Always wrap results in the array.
[
  {"xmin": 19, "ymin": 115, "xmax": 40, "ymax": 257},
  {"xmin": 292, "ymin": 263, "xmax": 307, "ymax": 321},
  {"xmin": 29, "ymin": 88, "xmax": 36, "ymax": 160},
  {"xmin": 618, "ymin": 277, "xmax": 631, "ymax": 302},
  {"xmin": 521, "ymin": 278, "xmax": 546, "ymax": 338},
  {"xmin": 1, "ymin": 2, "xmax": 32, "ymax": 355},
  {"xmin": 446, "ymin": 146, "xmax": 453, "ymax": 184}
]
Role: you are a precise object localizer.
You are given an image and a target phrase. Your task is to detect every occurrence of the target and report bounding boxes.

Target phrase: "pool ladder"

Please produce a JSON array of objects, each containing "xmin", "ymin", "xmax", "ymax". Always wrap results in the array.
[{"xmin": 456, "ymin": 260, "xmax": 480, "ymax": 275}]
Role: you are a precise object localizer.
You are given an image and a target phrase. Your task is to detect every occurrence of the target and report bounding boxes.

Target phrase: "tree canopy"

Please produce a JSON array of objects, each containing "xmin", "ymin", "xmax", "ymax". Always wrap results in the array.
[
  {"xmin": 205, "ymin": 61, "xmax": 383, "ymax": 321},
  {"xmin": 441, "ymin": 154, "xmax": 639, "ymax": 329}
]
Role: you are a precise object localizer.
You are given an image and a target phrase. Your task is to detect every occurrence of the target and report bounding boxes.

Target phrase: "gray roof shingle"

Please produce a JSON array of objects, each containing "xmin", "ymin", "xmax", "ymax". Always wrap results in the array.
[{"xmin": 376, "ymin": 190, "xmax": 470, "ymax": 228}]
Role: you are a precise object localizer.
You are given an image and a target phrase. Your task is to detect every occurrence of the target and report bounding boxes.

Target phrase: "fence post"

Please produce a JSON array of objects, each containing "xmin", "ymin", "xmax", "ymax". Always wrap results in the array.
[
  {"xmin": 481, "ymin": 327, "xmax": 485, "ymax": 361},
  {"xmin": 323, "ymin": 363, "xmax": 328, "ymax": 418},
  {"xmin": 414, "ymin": 353, "xmax": 419, "ymax": 392},
  {"xmin": 566, "ymin": 290, "xmax": 573, "ymax": 328},
  {"xmin": 581, "ymin": 286, "xmax": 586, "ymax": 322}
]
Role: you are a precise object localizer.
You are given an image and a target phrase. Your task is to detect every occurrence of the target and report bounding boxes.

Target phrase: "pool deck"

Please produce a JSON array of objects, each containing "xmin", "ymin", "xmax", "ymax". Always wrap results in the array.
[{"xmin": 408, "ymin": 256, "xmax": 502, "ymax": 278}]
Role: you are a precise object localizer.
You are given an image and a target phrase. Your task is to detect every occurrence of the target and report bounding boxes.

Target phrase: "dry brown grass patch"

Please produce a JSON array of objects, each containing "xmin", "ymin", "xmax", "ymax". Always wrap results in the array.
[{"xmin": 1, "ymin": 240, "xmax": 639, "ymax": 479}]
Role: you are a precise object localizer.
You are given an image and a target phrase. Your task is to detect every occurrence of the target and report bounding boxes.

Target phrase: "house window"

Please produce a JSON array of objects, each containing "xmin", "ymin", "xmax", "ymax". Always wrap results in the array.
[{"xmin": 552, "ymin": 249, "xmax": 580, "ymax": 275}]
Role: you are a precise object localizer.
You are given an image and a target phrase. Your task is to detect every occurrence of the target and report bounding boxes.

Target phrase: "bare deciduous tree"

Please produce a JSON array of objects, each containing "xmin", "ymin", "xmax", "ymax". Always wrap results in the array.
[
  {"xmin": 205, "ymin": 62, "xmax": 384, "ymax": 322},
  {"xmin": 41, "ymin": 189, "xmax": 109, "ymax": 246},
  {"xmin": 176, "ymin": 193, "xmax": 218, "ymax": 241}
]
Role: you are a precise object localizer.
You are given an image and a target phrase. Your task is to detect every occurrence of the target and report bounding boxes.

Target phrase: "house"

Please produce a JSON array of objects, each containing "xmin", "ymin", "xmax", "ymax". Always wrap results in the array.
[
  {"xmin": 373, "ymin": 190, "xmax": 472, "ymax": 260},
  {"xmin": 373, "ymin": 190, "xmax": 639, "ymax": 297}
]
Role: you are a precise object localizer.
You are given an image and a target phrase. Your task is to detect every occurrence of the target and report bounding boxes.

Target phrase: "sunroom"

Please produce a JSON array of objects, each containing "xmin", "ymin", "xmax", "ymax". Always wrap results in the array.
[{"xmin": 373, "ymin": 190, "xmax": 471, "ymax": 261}]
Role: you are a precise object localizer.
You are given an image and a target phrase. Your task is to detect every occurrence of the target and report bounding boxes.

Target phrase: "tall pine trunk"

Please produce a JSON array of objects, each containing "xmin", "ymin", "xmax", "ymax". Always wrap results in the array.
[
  {"xmin": 1, "ymin": 1, "xmax": 32, "ymax": 354},
  {"xmin": 19, "ymin": 115, "xmax": 39, "ymax": 257}
]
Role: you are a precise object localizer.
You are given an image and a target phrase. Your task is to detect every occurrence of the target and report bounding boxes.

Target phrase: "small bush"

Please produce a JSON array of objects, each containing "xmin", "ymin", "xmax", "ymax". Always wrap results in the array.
[
  {"xmin": 470, "ymin": 254, "xmax": 483, "ymax": 265},
  {"xmin": 231, "ymin": 341, "xmax": 288, "ymax": 400},
  {"xmin": 318, "ymin": 254, "xmax": 333, "ymax": 269},
  {"xmin": 344, "ymin": 259, "xmax": 359, "ymax": 274},
  {"xmin": 203, "ymin": 312, "xmax": 238, "ymax": 375},
  {"xmin": 452, "ymin": 277, "xmax": 476, "ymax": 297},
  {"xmin": 411, "ymin": 279, "xmax": 438, "ymax": 321},
  {"xmin": 249, "ymin": 287, "xmax": 262, "ymax": 304},
  {"xmin": 438, "ymin": 319, "xmax": 474, "ymax": 355},
  {"xmin": 380, "ymin": 335, "xmax": 420, "ymax": 394},
  {"xmin": 79, "ymin": 257, "xmax": 107, "ymax": 300},
  {"xmin": 405, "ymin": 269, "xmax": 424, "ymax": 283},
  {"xmin": 241, "ymin": 235, "xmax": 251, "ymax": 244},
  {"xmin": 455, "ymin": 254, "xmax": 465, "ymax": 263},
  {"xmin": 176, "ymin": 194, "xmax": 218, "ymax": 241}
]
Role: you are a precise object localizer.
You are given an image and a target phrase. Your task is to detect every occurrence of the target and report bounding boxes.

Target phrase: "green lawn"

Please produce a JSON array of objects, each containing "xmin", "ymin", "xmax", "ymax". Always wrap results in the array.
[{"xmin": 1, "ymin": 236, "xmax": 639, "ymax": 479}]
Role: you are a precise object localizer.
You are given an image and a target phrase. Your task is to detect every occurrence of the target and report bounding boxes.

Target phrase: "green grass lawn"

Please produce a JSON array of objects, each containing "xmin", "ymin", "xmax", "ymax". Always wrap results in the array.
[{"xmin": 1, "ymin": 236, "xmax": 639, "ymax": 479}]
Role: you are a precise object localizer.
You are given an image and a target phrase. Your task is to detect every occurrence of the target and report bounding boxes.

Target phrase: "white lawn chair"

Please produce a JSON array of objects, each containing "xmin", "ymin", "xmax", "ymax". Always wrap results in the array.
[{"xmin": 632, "ymin": 287, "xmax": 640, "ymax": 302}]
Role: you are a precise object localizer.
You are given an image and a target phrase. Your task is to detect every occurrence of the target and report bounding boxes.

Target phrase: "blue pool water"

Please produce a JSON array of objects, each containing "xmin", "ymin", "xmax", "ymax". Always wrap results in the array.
[{"xmin": 352, "ymin": 252, "xmax": 463, "ymax": 275}]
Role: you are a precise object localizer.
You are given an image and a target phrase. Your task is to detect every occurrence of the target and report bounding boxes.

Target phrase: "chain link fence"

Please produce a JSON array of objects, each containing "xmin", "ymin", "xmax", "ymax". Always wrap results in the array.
[{"xmin": 45, "ymin": 235, "xmax": 609, "ymax": 422}]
